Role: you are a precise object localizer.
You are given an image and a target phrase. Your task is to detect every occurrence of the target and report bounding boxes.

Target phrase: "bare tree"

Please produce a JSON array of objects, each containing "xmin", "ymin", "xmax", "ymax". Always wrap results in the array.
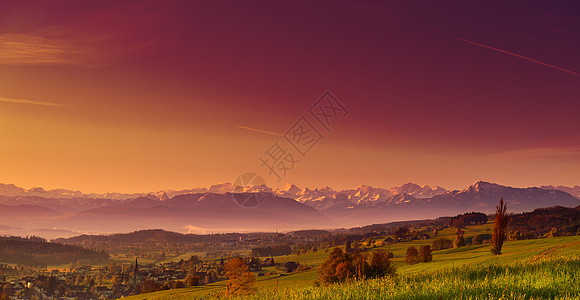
[{"xmin": 491, "ymin": 198, "xmax": 508, "ymax": 255}]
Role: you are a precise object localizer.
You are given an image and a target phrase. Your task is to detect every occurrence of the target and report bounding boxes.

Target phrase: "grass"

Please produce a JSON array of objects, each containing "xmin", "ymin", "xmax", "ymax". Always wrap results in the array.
[
  {"xmin": 241, "ymin": 255, "xmax": 580, "ymax": 300},
  {"xmin": 125, "ymin": 228, "xmax": 580, "ymax": 300}
]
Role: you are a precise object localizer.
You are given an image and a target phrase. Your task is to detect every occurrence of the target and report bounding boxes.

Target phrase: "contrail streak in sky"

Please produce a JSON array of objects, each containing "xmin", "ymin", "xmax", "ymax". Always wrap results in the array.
[
  {"xmin": 236, "ymin": 125, "xmax": 285, "ymax": 137},
  {"xmin": 337, "ymin": 0, "xmax": 579, "ymax": 77},
  {"xmin": 0, "ymin": 96, "xmax": 70, "ymax": 107}
]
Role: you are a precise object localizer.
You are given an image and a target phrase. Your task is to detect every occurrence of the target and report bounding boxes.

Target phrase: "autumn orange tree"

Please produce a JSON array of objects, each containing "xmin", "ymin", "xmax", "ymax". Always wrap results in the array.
[
  {"xmin": 224, "ymin": 257, "xmax": 256, "ymax": 296},
  {"xmin": 491, "ymin": 198, "xmax": 508, "ymax": 255}
]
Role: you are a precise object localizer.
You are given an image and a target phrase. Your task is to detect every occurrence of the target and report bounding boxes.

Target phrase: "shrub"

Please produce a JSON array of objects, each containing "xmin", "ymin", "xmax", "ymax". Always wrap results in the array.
[
  {"xmin": 173, "ymin": 280, "xmax": 185, "ymax": 289},
  {"xmin": 368, "ymin": 250, "xmax": 395, "ymax": 278},
  {"xmin": 345, "ymin": 240, "xmax": 352, "ymax": 253},
  {"xmin": 395, "ymin": 227, "xmax": 410, "ymax": 239},
  {"xmin": 432, "ymin": 238, "xmax": 453, "ymax": 251},
  {"xmin": 453, "ymin": 235, "xmax": 465, "ymax": 248},
  {"xmin": 405, "ymin": 246, "xmax": 419, "ymax": 265},
  {"xmin": 451, "ymin": 212, "xmax": 488, "ymax": 228},
  {"xmin": 548, "ymin": 227, "xmax": 561, "ymax": 238},
  {"xmin": 186, "ymin": 274, "xmax": 199, "ymax": 287},
  {"xmin": 317, "ymin": 248, "xmax": 395, "ymax": 285},
  {"xmin": 140, "ymin": 279, "xmax": 162, "ymax": 293},
  {"xmin": 317, "ymin": 247, "xmax": 368, "ymax": 285},
  {"xmin": 507, "ymin": 230, "xmax": 522, "ymax": 241},
  {"xmin": 419, "ymin": 245, "xmax": 432, "ymax": 262}
]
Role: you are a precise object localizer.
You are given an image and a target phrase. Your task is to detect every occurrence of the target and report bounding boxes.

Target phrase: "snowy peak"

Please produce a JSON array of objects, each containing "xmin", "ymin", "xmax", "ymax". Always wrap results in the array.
[
  {"xmin": 209, "ymin": 182, "xmax": 236, "ymax": 194},
  {"xmin": 0, "ymin": 183, "xmax": 210, "ymax": 201},
  {"xmin": 390, "ymin": 182, "xmax": 447, "ymax": 198},
  {"xmin": 0, "ymin": 183, "xmax": 26, "ymax": 196},
  {"xmin": 429, "ymin": 181, "xmax": 580, "ymax": 214},
  {"xmin": 282, "ymin": 184, "xmax": 301, "ymax": 193},
  {"xmin": 208, "ymin": 182, "xmax": 273, "ymax": 194},
  {"xmin": 467, "ymin": 181, "xmax": 496, "ymax": 192},
  {"xmin": 388, "ymin": 193, "xmax": 417, "ymax": 204},
  {"xmin": 391, "ymin": 182, "xmax": 422, "ymax": 194},
  {"xmin": 288, "ymin": 182, "xmax": 443, "ymax": 209},
  {"xmin": 148, "ymin": 191, "xmax": 169, "ymax": 201},
  {"xmin": 540, "ymin": 185, "xmax": 580, "ymax": 199},
  {"xmin": 356, "ymin": 184, "xmax": 375, "ymax": 194},
  {"xmin": 242, "ymin": 184, "xmax": 272, "ymax": 193}
]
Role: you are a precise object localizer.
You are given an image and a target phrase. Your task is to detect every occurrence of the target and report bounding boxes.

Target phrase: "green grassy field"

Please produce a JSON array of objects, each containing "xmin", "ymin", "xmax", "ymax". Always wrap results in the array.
[
  {"xmin": 242, "ymin": 255, "xmax": 580, "ymax": 300},
  {"xmin": 124, "ymin": 224, "xmax": 580, "ymax": 300}
]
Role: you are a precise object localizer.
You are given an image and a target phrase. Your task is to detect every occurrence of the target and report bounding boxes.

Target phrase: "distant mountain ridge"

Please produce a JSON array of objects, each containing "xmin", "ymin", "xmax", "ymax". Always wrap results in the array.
[
  {"xmin": 427, "ymin": 181, "xmax": 579, "ymax": 213},
  {"xmin": 0, "ymin": 182, "xmax": 445, "ymax": 201},
  {"xmin": 540, "ymin": 185, "xmax": 580, "ymax": 199},
  {"xmin": 319, "ymin": 181, "xmax": 580, "ymax": 227},
  {"xmin": 0, "ymin": 192, "xmax": 334, "ymax": 238},
  {"xmin": 0, "ymin": 181, "xmax": 447, "ymax": 212},
  {"xmin": 0, "ymin": 183, "xmax": 207, "ymax": 201},
  {"xmin": 1, "ymin": 181, "xmax": 579, "ymax": 237}
]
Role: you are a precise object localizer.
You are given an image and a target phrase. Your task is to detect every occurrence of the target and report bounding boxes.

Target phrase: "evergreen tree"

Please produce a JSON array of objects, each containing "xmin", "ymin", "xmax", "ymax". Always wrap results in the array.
[{"xmin": 491, "ymin": 198, "xmax": 508, "ymax": 255}]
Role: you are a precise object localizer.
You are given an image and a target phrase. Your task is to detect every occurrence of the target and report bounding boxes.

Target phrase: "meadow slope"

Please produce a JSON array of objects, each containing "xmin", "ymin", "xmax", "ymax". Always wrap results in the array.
[{"xmin": 125, "ymin": 223, "xmax": 580, "ymax": 300}]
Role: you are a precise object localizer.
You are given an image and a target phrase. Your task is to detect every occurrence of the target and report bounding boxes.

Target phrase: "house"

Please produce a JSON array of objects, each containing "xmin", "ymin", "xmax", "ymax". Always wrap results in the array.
[{"xmin": 95, "ymin": 286, "xmax": 113, "ymax": 298}]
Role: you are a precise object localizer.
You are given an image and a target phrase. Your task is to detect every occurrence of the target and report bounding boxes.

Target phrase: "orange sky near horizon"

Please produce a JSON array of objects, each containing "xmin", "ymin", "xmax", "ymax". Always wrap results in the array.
[{"xmin": 1, "ymin": 0, "xmax": 579, "ymax": 194}]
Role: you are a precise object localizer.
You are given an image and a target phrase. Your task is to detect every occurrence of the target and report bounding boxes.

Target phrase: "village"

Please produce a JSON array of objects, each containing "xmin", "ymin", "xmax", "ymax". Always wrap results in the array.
[{"xmin": 0, "ymin": 229, "xmax": 339, "ymax": 300}]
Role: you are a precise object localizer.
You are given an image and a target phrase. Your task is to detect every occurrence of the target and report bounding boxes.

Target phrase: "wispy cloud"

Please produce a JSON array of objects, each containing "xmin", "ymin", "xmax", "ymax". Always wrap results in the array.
[
  {"xmin": 0, "ymin": 96, "xmax": 69, "ymax": 107},
  {"xmin": 488, "ymin": 147, "xmax": 580, "ymax": 160},
  {"xmin": 0, "ymin": 34, "xmax": 95, "ymax": 66},
  {"xmin": 0, "ymin": 2, "xmax": 175, "ymax": 67}
]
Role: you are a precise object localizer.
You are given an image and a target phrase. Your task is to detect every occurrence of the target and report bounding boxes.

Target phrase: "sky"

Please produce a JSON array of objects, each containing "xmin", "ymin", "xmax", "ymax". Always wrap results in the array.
[{"xmin": 1, "ymin": 0, "xmax": 579, "ymax": 193}]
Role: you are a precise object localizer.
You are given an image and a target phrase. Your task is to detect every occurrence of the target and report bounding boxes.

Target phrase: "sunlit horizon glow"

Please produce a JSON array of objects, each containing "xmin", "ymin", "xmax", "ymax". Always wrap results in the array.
[{"xmin": 1, "ymin": 1, "xmax": 579, "ymax": 194}]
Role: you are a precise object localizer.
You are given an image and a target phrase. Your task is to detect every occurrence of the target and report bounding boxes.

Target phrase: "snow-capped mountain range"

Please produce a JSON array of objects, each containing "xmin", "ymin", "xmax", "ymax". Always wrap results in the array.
[
  {"xmin": 0, "ymin": 183, "xmax": 207, "ymax": 201},
  {"xmin": 2, "ymin": 181, "xmax": 578, "ymax": 211},
  {"xmin": 1, "ymin": 181, "xmax": 579, "ymax": 238}
]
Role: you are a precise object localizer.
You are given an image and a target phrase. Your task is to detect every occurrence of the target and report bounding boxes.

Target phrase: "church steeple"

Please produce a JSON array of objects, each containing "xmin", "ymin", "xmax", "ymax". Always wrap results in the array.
[
  {"xmin": 132, "ymin": 258, "xmax": 139, "ymax": 284},
  {"xmin": 127, "ymin": 257, "xmax": 141, "ymax": 294},
  {"xmin": 134, "ymin": 258, "xmax": 139, "ymax": 273}
]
